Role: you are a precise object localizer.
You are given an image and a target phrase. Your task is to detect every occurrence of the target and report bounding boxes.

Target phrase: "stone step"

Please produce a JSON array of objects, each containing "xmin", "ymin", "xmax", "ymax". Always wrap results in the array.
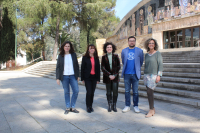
[
  {"xmin": 100, "ymin": 76, "xmax": 200, "ymax": 85},
  {"xmin": 33, "ymin": 68, "xmax": 56, "ymax": 72},
  {"xmin": 160, "ymin": 51, "xmax": 200, "ymax": 54},
  {"xmin": 159, "ymin": 71, "xmax": 200, "ymax": 78},
  {"xmin": 33, "ymin": 67, "xmax": 55, "ymax": 71},
  {"xmin": 29, "ymin": 65, "xmax": 200, "ymax": 80},
  {"xmin": 162, "ymin": 68, "xmax": 200, "ymax": 73},
  {"xmin": 149, "ymin": 76, "xmax": 200, "ymax": 85},
  {"xmin": 161, "ymin": 53, "xmax": 200, "ymax": 58},
  {"xmin": 100, "ymin": 71, "xmax": 200, "ymax": 78},
  {"xmin": 95, "ymin": 84, "xmax": 200, "ymax": 107},
  {"xmin": 79, "ymin": 63, "xmax": 200, "ymax": 68},
  {"xmin": 25, "ymin": 71, "xmax": 200, "ymax": 107},
  {"xmin": 163, "ymin": 59, "xmax": 200, "ymax": 62},
  {"xmin": 163, "ymin": 60, "xmax": 200, "ymax": 62},
  {"xmin": 162, "ymin": 56, "xmax": 200, "ymax": 59},
  {"xmin": 26, "ymin": 71, "xmax": 54, "ymax": 76},
  {"xmin": 29, "ymin": 70, "xmax": 200, "ymax": 86},
  {"xmin": 139, "ymin": 80, "xmax": 200, "ymax": 91},
  {"xmin": 36, "ymin": 69, "xmax": 200, "ymax": 79},
  {"xmin": 25, "ymin": 71, "xmax": 51, "ymax": 78},
  {"xmin": 161, "ymin": 53, "xmax": 200, "ymax": 56},
  {"xmin": 161, "ymin": 64, "xmax": 200, "ymax": 68},
  {"xmin": 98, "ymin": 79, "xmax": 200, "ymax": 92},
  {"xmin": 162, "ymin": 59, "xmax": 200, "ymax": 61},
  {"xmin": 98, "ymin": 81, "xmax": 200, "ymax": 99},
  {"xmin": 120, "ymin": 64, "xmax": 200, "ymax": 69},
  {"xmin": 29, "ymin": 73, "xmax": 200, "ymax": 100}
]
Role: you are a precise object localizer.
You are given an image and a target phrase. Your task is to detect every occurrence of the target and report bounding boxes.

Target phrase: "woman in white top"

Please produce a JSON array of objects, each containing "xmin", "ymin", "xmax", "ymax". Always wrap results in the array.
[{"xmin": 56, "ymin": 41, "xmax": 79, "ymax": 114}]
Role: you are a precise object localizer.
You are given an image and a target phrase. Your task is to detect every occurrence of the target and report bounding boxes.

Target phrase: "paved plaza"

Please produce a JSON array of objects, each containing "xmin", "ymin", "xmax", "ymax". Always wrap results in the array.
[{"xmin": 0, "ymin": 71, "xmax": 200, "ymax": 133}]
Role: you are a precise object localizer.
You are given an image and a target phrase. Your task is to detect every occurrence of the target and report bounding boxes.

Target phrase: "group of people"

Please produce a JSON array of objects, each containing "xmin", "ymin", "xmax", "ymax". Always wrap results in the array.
[{"xmin": 56, "ymin": 36, "xmax": 163, "ymax": 118}]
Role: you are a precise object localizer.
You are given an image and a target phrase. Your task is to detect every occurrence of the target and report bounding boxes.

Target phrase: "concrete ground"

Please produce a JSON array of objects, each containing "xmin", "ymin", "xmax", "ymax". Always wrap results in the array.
[{"xmin": 0, "ymin": 71, "xmax": 200, "ymax": 133}]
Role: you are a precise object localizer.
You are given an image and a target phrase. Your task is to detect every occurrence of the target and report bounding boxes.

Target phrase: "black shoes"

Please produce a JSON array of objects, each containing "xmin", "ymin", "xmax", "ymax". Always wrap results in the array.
[
  {"xmin": 113, "ymin": 103, "xmax": 117, "ymax": 112},
  {"xmin": 64, "ymin": 108, "xmax": 79, "ymax": 114},
  {"xmin": 90, "ymin": 107, "xmax": 94, "ymax": 112},
  {"xmin": 108, "ymin": 103, "xmax": 112, "ymax": 112},
  {"xmin": 70, "ymin": 108, "xmax": 79, "ymax": 113},
  {"xmin": 87, "ymin": 107, "xmax": 91, "ymax": 113},
  {"xmin": 87, "ymin": 106, "xmax": 94, "ymax": 113},
  {"xmin": 64, "ymin": 109, "xmax": 70, "ymax": 114}
]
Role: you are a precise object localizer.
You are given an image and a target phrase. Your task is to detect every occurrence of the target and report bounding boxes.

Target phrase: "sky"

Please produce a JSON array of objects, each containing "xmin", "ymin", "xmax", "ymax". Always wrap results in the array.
[{"xmin": 115, "ymin": 0, "xmax": 141, "ymax": 20}]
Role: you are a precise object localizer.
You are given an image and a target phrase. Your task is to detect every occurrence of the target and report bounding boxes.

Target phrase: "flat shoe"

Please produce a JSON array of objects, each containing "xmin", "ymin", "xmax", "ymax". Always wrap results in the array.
[
  {"xmin": 64, "ymin": 109, "xmax": 70, "ymax": 114},
  {"xmin": 70, "ymin": 108, "xmax": 79, "ymax": 113}
]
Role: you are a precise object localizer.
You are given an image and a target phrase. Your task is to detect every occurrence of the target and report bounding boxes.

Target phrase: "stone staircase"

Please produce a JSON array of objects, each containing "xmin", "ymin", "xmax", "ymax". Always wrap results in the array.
[{"xmin": 23, "ymin": 50, "xmax": 200, "ymax": 107}]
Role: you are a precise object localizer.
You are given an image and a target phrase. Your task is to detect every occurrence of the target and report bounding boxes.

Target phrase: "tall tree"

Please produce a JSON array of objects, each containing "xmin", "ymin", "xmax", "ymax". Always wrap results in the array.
[
  {"xmin": 93, "ymin": 11, "xmax": 120, "ymax": 38},
  {"xmin": 18, "ymin": 0, "xmax": 50, "ymax": 60},
  {"xmin": 0, "ymin": 8, "xmax": 15, "ymax": 63},
  {"xmin": 73, "ymin": 0, "xmax": 115, "ymax": 53},
  {"xmin": 49, "ymin": 0, "xmax": 75, "ymax": 61},
  {"xmin": 0, "ymin": 0, "xmax": 16, "ymax": 63}
]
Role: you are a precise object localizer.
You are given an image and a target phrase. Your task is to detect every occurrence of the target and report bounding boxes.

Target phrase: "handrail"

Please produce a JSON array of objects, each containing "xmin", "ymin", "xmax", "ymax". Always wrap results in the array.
[{"xmin": 27, "ymin": 56, "xmax": 43, "ymax": 65}]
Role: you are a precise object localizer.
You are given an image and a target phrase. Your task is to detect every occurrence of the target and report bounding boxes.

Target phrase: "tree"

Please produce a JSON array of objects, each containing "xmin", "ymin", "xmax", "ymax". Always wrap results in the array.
[
  {"xmin": 49, "ymin": 0, "xmax": 75, "ymax": 61},
  {"xmin": 73, "ymin": 0, "xmax": 116, "ymax": 53},
  {"xmin": 18, "ymin": 0, "xmax": 50, "ymax": 60},
  {"xmin": 0, "ymin": 7, "xmax": 15, "ymax": 63},
  {"xmin": 20, "ymin": 39, "xmax": 43, "ymax": 61},
  {"xmin": 93, "ymin": 11, "xmax": 120, "ymax": 38}
]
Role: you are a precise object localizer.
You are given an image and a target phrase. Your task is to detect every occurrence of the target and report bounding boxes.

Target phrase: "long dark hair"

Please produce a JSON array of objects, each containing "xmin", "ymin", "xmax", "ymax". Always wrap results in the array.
[
  {"xmin": 59, "ymin": 41, "xmax": 75, "ymax": 57},
  {"xmin": 84, "ymin": 44, "xmax": 99, "ymax": 59}
]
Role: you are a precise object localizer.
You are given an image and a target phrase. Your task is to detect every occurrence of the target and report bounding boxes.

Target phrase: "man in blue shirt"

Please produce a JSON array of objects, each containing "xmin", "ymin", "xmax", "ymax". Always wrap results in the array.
[{"xmin": 121, "ymin": 36, "xmax": 143, "ymax": 113}]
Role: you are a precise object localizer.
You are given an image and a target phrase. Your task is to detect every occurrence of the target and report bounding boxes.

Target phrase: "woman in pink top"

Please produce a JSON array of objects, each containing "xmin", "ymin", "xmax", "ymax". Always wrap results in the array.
[{"xmin": 81, "ymin": 44, "xmax": 100, "ymax": 113}]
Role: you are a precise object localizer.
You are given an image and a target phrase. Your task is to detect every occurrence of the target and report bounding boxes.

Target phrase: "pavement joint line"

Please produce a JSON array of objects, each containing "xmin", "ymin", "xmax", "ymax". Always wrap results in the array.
[
  {"xmin": 167, "ymin": 128, "xmax": 178, "ymax": 133},
  {"xmin": 1, "ymin": 109, "xmax": 12, "ymax": 132},
  {"xmin": 15, "ymin": 88, "xmax": 110, "ymax": 133},
  {"xmin": 68, "ymin": 121, "xmax": 87, "ymax": 133},
  {"xmin": 14, "ymin": 98, "xmax": 49, "ymax": 133},
  {"xmin": 95, "ymin": 127, "xmax": 116, "ymax": 133}
]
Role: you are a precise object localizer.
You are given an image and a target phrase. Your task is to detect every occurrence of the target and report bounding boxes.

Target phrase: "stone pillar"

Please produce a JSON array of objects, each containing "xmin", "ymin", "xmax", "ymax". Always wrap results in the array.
[
  {"xmin": 152, "ymin": 31, "xmax": 163, "ymax": 49},
  {"xmin": 96, "ymin": 39, "xmax": 106, "ymax": 56}
]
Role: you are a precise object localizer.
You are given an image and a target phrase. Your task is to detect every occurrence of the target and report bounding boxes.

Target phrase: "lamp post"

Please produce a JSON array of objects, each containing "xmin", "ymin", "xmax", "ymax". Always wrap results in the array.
[{"xmin": 15, "ymin": 8, "xmax": 17, "ymax": 67}]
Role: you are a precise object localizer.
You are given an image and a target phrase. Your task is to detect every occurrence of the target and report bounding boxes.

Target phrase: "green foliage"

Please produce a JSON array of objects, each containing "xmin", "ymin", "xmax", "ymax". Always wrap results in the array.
[
  {"xmin": 79, "ymin": 29, "xmax": 87, "ymax": 53},
  {"xmin": 0, "ymin": 0, "xmax": 119, "ymax": 62},
  {"xmin": 20, "ymin": 39, "xmax": 43, "ymax": 61},
  {"xmin": 73, "ymin": 0, "xmax": 116, "ymax": 54},
  {"xmin": 0, "ymin": 7, "xmax": 15, "ymax": 63},
  {"xmin": 93, "ymin": 11, "xmax": 120, "ymax": 38}
]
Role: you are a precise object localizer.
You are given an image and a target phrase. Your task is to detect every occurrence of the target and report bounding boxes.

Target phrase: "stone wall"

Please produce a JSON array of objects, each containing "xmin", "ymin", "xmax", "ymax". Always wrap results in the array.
[
  {"xmin": 96, "ymin": 39, "xmax": 106, "ymax": 56},
  {"xmin": 106, "ymin": 34, "xmax": 152, "ymax": 55}
]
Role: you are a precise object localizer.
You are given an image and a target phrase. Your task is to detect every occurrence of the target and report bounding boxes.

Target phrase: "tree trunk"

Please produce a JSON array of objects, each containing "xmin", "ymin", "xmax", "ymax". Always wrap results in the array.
[
  {"xmin": 52, "ymin": 14, "xmax": 60, "ymax": 61},
  {"xmin": 41, "ymin": 19, "xmax": 45, "ymax": 60},
  {"xmin": 32, "ymin": 53, "xmax": 33, "ymax": 61}
]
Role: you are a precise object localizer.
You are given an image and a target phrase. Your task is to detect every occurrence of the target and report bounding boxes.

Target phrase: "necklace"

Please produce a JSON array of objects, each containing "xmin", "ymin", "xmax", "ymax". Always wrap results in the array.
[{"xmin": 148, "ymin": 50, "xmax": 156, "ymax": 55}]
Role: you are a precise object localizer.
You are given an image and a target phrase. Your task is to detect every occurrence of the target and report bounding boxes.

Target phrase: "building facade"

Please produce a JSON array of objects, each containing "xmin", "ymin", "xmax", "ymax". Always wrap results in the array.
[{"xmin": 107, "ymin": 0, "xmax": 200, "ymax": 50}]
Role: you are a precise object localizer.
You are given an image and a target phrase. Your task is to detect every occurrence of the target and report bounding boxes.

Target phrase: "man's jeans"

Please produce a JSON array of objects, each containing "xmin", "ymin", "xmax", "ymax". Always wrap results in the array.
[
  {"xmin": 124, "ymin": 74, "xmax": 139, "ymax": 107},
  {"xmin": 61, "ymin": 75, "xmax": 79, "ymax": 108}
]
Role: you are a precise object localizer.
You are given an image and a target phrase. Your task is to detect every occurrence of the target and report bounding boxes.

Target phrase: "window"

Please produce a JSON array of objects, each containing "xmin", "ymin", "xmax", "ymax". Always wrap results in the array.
[
  {"xmin": 193, "ymin": 27, "xmax": 199, "ymax": 47},
  {"xmin": 177, "ymin": 30, "xmax": 183, "ymax": 48},
  {"xmin": 172, "ymin": 0, "xmax": 179, "ymax": 7},
  {"xmin": 159, "ymin": 0, "xmax": 165, "ymax": 8},
  {"xmin": 185, "ymin": 29, "xmax": 191, "ymax": 47},
  {"xmin": 163, "ymin": 26, "xmax": 200, "ymax": 49},
  {"xmin": 151, "ymin": 4, "xmax": 156, "ymax": 16}
]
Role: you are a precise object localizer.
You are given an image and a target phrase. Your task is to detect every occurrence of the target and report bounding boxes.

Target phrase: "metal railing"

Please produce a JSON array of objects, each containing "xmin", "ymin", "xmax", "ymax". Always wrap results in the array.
[{"xmin": 27, "ymin": 56, "xmax": 43, "ymax": 65}]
